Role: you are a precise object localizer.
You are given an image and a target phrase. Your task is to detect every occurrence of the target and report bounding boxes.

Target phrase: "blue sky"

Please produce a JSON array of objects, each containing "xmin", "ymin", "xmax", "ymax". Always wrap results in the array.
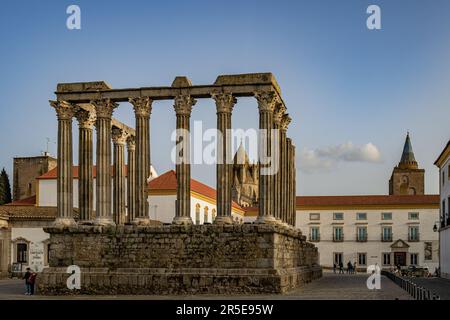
[{"xmin": 0, "ymin": 0, "xmax": 449, "ymax": 195}]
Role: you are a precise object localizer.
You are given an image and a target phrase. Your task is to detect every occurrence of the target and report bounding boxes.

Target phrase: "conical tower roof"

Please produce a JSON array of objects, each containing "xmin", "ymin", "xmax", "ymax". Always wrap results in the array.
[
  {"xmin": 234, "ymin": 141, "xmax": 249, "ymax": 165},
  {"xmin": 398, "ymin": 132, "xmax": 418, "ymax": 169}
]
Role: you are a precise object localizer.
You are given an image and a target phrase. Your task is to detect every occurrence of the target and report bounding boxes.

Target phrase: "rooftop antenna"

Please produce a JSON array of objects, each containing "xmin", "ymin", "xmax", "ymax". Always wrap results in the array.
[{"xmin": 42, "ymin": 137, "xmax": 51, "ymax": 156}]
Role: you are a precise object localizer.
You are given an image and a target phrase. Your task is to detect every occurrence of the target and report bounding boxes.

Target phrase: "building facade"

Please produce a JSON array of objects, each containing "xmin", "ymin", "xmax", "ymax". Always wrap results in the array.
[
  {"xmin": 434, "ymin": 139, "xmax": 450, "ymax": 279},
  {"xmin": 297, "ymin": 133, "xmax": 439, "ymax": 272},
  {"xmin": 296, "ymin": 195, "xmax": 439, "ymax": 271}
]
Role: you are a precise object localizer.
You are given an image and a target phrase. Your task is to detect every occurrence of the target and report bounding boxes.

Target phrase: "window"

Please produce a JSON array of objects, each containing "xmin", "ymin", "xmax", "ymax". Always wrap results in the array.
[
  {"xmin": 381, "ymin": 212, "xmax": 392, "ymax": 220},
  {"xmin": 424, "ymin": 242, "xmax": 432, "ymax": 260},
  {"xmin": 333, "ymin": 253, "xmax": 343, "ymax": 265},
  {"xmin": 356, "ymin": 227, "xmax": 367, "ymax": 242},
  {"xmin": 408, "ymin": 226, "xmax": 420, "ymax": 241},
  {"xmin": 410, "ymin": 253, "xmax": 418, "ymax": 265},
  {"xmin": 195, "ymin": 204, "xmax": 201, "ymax": 225},
  {"xmin": 203, "ymin": 207, "xmax": 209, "ymax": 224},
  {"xmin": 333, "ymin": 227, "xmax": 344, "ymax": 242},
  {"xmin": 17, "ymin": 243, "xmax": 28, "ymax": 263},
  {"xmin": 211, "ymin": 209, "xmax": 216, "ymax": 222},
  {"xmin": 333, "ymin": 212, "xmax": 344, "ymax": 220},
  {"xmin": 356, "ymin": 212, "xmax": 367, "ymax": 220},
  {"xmin": 358, "ymin": 253, "xmax": 367, "ymax": 266},
  {"xmin": 382, "ymin": 226, "xmax": 393, "ymax": 242},
  {"xmin": 309, "ymin": 213, "xmax": 320, "ymax": 220},
  {"xmin": 408, "ymin": 212, "xmax": 419, "ymax": 220},
  {"xmin": 310, "ymin": 227, "xmax": 320, "ymax": 242},
  {"xmin": 383, "ymin": 253, "xmax": 391, "ymax": 265}
]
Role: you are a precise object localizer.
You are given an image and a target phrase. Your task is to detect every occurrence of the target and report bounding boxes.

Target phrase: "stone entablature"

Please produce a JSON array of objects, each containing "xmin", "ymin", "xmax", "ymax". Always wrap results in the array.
[{"xmin": 38, "ymin": 224, "xmax": 321, "ymax": 294}]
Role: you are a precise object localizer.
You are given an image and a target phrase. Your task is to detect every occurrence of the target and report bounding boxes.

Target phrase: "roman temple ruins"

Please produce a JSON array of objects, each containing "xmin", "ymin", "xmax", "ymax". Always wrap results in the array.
[{"xmin": 38, "ymin": 73, "xmax": 321, "ymax": 294}]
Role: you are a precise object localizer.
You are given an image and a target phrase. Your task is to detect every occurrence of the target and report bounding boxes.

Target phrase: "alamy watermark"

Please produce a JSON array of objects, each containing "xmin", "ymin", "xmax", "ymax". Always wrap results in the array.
[{"xmin": 366, "ymin": 264, "xmax": 381, "ymax": 290}]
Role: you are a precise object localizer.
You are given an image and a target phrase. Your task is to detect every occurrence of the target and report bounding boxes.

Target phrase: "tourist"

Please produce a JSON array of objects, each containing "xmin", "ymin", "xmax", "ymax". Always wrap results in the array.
[
  {"xmin": 339, "ymin": 261, "xmax": 344, "ymax": 274},
  {"xmin": 23, "ymin": 267, "xmax": 32, "ymax": 295},
  {"xmin": 347, "ymin": 261, "xmax": 352, "ymax": 274},
  {"xmin": 353, "ymin": 261, "xmax": 357, "ymax": 274},
  {"xmin": 333, "ymin": 263, "xmax": 336, "ymax": 274},
  {"xmin": 28, "ymin": 271, "xmax": 37, "ymax": 295}
]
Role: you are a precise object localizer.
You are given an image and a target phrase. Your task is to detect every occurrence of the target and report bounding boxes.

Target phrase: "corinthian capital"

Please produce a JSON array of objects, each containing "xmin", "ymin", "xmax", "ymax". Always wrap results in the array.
[
  {"xmin": 91, "ymin": 98, "xmax": 118, "ymax": 119},
  {"xmin": 75, "ymin": 108, "xmax": 96, "ymax": 129},
  {"xmin": 273, "ymin": 102, "xmax": 287, "ymax": 124},
  {"xmin": 212, "ymin": 92, "xmax": 236, "ymax": 114},
  {"xmin": 255, "ymin": 91, "xmax": 279, "ymax": 113},
  {"xmin": 281, "ymin": 114, "xmax": 292, "ymax": 131},
  {"xmin": 174, "ymin": 94, "xmax": 196, "ymax": 115},
  {"xmin": 111, "ymin": 127, "xmax": 127, "ymax": 145},
  {"xmin": 126, "ymin": 135, "xmax": 136, "ymax": 150},
  {"xmin": 50, "ymin": 100, "xmax": 78, "ymax": 120},
  {"xmin": 129, "ymin": 97, "xmax": 152, "ymax": 117}
]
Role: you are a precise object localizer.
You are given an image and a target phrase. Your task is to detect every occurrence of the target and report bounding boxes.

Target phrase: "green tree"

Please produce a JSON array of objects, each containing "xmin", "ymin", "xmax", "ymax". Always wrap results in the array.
[{"xmin": 0, "ymin": 168, "xmax": 12, "ymax": 205}]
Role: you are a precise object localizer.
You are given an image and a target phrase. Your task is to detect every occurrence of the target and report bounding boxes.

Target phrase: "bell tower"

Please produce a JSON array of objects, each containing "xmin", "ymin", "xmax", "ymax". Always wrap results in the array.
[{"xmin": 389, "ymin": 133, "xmax": 425, "ymax": 195}]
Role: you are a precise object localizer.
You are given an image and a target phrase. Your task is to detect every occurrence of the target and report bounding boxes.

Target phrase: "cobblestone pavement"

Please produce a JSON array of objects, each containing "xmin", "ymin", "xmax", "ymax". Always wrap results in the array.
[
  {"xmin": 403, "ymin": 276, "xmax": 450, "ymax": 300},
  {"xmin": 0, "ymin": 272, "xmax": 411, "ymax": 300}
]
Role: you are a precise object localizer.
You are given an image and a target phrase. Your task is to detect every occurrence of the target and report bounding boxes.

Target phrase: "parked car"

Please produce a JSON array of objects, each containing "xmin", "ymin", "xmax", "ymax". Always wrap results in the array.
[{"xmin": 401, "ymin": 265, "xmax": 429, "ymax": 277}]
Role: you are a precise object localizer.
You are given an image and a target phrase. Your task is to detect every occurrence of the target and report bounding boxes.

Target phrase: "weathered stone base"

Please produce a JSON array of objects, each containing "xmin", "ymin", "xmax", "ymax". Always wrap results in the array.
[{"xmin": 37, "ymin": 223, "xmax": 322, "ymax": 295}]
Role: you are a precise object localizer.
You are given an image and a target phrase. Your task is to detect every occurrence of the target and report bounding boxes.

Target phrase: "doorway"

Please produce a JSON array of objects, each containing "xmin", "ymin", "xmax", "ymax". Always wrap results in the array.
[{"xmin": 394, "ymin": 252, "xmax": 407, "ymax": 266}]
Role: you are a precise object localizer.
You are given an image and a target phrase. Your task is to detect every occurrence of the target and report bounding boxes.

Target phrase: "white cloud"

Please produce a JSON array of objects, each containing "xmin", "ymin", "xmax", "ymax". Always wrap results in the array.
[{"xmin": 299, "ymin": 142, "xmax": 382, "ymax": 173}]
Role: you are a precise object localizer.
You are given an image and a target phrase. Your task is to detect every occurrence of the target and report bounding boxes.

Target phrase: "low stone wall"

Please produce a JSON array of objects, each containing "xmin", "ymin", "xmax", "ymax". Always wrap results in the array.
[{"xmin": 37, "ymin": 223, "xmax": 322, "ymax": 295}]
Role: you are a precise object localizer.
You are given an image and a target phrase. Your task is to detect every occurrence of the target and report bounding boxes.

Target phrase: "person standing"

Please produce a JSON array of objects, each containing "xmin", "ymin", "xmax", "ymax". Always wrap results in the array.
[
  {"xmin": 333, "ymin": 263, "xmax": 337, "ymax": 274},
  {"xmin": 339, "ymin": 261, "xmax": 344, "ymax": 274},
  {"xmin": 23, "ymin": 268, "xmax": 32, "ymax": 295},
  {"xmin": 28, "ymin": 271, "xmax": 37, "ymax": 295},
  {"xmin": 353, "ymin": 261, "xmax": 357, "ymax": 274}
]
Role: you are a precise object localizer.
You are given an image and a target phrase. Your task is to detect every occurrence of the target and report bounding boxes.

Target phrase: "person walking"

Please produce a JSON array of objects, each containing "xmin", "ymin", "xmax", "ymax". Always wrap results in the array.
[
  {"xmin": 333, "ymin": 263, "xmax": 337, "ymax": 274},
  {"xmin": 353, "ymin": 261, "xmax": 357, "ymax": 274},
  {"xmin": 23, "ymin": 268, "xmax": 32, "ymax": 295},
  {"xmin": 339, "ymin": 261, "xmax": 344, "ymax": 274}
]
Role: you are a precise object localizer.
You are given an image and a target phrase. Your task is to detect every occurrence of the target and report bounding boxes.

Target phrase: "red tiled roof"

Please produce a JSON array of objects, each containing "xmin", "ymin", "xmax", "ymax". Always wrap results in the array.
[
  {"xmin": 37, "ymin": 165, "xmax": 128, "ymax": 179},
  {"xmin": 148, "ymin": 170, "xmax": 243, "ymax": 211},
  {"xmin": 296, "ymin": 195, "xmax": 439, "ymax": 207},
  {"xmin": 5, "ymin": 195, "xmax": 36, "ymax": 206}
]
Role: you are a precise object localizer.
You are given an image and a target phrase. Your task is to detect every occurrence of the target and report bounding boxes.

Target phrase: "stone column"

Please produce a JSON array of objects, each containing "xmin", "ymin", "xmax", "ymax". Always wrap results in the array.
[
  {"xmin": 91, "ymin": 99, "xmax": 118, "ymax": 226},
  {"xmin": 273, "ymin": 103, "xmax": 286, "ymax": 224},
  {"xmin": 173, "ymin": 94, "xmax": 196, "ymax": 225},
  {"xmin": 212, "ymin": 92, "xmax": 236, "ymax": 224},
  {"xmin": 255, "ymin": 91, "xmax": 278, "ymax": 223},
  {"xmin": 126, "ymin": 136, "xmax": 136, "ymax": 223},
  {"xmin": 112, "ymin": 127, "xmax": 127, "ymax": 225},
  {"xmin": 75, "ymin": 108, "xmax": 96, "ymax": 221},
  {"xmin": 291, "ymin": 143, "xmax": 297, "ymax": 227},
  {"xmin": 50, "ymin": 100, "xmax": 78, "ymax": 227},
  {"xmin": 129, "ymin": 97, "xmax": 152, "ymax": 225},
  {"xmin": 280, "ymin": 114, "xmax": 291, "ymax": 225},
  {"xmin": 286, "ymin": 138, "xmax": 292, "ymax": 226}
]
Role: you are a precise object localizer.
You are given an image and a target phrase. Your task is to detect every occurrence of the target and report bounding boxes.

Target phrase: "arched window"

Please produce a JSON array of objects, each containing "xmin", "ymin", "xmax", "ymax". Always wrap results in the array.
[
  {"xmin": 204, "ymin": 206, "xmax": 209, "ymax": 224},
  {"xmin": 195, "ymin": 204, "xmax": 201, "ymax": 225}
]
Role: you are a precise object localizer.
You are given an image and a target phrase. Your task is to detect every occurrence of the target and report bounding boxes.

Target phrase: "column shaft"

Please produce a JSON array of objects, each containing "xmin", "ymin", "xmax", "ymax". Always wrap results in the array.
[
  {"xmin": 112, "ymin": 127, "xmax": 127, "ymax": 225},
  {"xmin": 291, "ymin": 143, "xmax": 297, "ymax": 227},
  {"xmin": 286, "ymin": 138, "xmax": 292, "ymax": 226},
  {"xmin": 92, "ymin": 99, "xmax": 117, "ymax": 226},
  {"xmin": 76, "ymin": 109, "xmax": 95, "ymax": 221},
  {"xmin": 273, "ymin": 104, "xmax": 285, "ymax": 223},
  {"xmin": 50, "ymin": 100, "xmax": 77, "ymax": 227},
  {"xmin": 280, "ymin": 114, "xmax": 291, "ymax": 225},
  {"xmin": 255, "ymin": 92, "xmax": 278, "ymax": 223},
  {"xmin": 127, "ymin": 137, "xmax": 136, "ymax": 223},
  {"xmin": 173, "ymin": 94, "xmax": 196, "ymax": 225},
  {"xmin": 129, "ymin": 97, "xmax": 152, "ymax": 225},
  {"xmin": 213, "ymin": 93, "xmax": 235, "ymax": 224}
]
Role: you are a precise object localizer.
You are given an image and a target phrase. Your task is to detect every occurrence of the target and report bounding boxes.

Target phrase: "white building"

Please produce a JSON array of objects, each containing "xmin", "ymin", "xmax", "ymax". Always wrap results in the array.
[
  {"xmin": 434, "ymin": 139, "xmax": 450, "ymax": 279},
  {"xmin": 296, "ymin": 195, "xmax": 439, "ymax": 271}
]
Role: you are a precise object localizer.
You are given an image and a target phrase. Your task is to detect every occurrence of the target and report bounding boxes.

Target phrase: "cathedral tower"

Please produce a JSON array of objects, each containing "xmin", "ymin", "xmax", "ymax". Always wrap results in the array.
[
  {"xmin": 389, "ymin": 133, "xmax": 424, "ymax": 195},
  {"xmin": 231, "ymin": 143, "xmax": 259, "ymax": 207}
]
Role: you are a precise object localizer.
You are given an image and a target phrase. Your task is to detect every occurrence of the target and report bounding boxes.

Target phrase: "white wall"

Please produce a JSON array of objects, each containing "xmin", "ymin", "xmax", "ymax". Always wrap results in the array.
[
  {"xmin": 11, "ymin": 228, "xmax": 50, "ymax": 272},
  {"xmin": 296, "ymin": 207, "xmax": 440, "ymax": 271},
  {"xmin": 441, "ymin": 228, "xmax": 450, "ymax": 279}
]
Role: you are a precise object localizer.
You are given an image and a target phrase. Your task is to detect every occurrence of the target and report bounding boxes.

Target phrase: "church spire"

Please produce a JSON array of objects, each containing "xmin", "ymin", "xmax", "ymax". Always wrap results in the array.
[{"xmin": 398, "ymin": 132, "xmax": 418, "ymax": 169}]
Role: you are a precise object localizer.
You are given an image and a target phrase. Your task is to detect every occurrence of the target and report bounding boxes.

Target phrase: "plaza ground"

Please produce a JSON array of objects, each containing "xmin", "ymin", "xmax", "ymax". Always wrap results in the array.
[{"xmin": 0, "ymin": 272, "xmax": 415, "ymax": 300}]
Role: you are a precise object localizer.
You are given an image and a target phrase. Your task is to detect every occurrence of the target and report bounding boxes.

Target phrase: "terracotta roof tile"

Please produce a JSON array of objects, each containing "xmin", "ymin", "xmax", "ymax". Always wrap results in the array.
[
  {"xmin": 38, "ymin": 166, "xmax": 128, "ymax": 179},
  {"xmin": 5, "ymin": 195, "xmax": 36, "ymax": 206},
  {"xmin": 148, "ymin": 170, "xmax": 243, "ymax": 210},
  {"xmin": 296, "ymin": 195, "xmax": 439, "ymax": 207}
]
